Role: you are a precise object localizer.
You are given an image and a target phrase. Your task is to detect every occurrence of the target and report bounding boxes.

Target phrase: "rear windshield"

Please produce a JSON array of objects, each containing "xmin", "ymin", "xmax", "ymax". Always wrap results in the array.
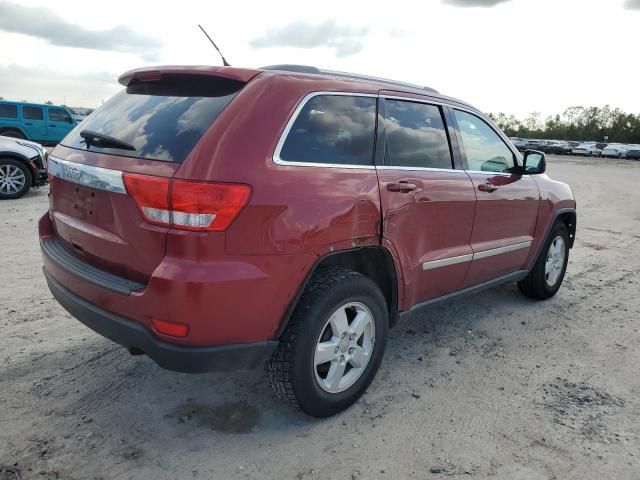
[{"xmin": 62, "ymin": 75, "xmax": 244, "ymax": 163}]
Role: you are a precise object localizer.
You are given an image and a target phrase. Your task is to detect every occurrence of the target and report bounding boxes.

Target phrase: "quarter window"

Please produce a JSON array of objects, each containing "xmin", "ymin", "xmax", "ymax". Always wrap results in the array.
[
  {"xmin": 279, "ymin": 95, "xmax": 377, "ymax": 166},
  {"xmin": 23, "ymin": 106, "xmax": 44, "ymax": 120},
  {"xmin": 454, "ymin": 110, "xmax": 515, "ymax": 173},
  {"xmin": 384, "ymin": 100, "xmax": 452, "ymax": 169},
  {"xmin": 48, "ymin": 108, "xmax": 72, "ymax": 123},
  {"xmin": 0, "ymin": 104, "xmax": 18, "ymax": 118}
]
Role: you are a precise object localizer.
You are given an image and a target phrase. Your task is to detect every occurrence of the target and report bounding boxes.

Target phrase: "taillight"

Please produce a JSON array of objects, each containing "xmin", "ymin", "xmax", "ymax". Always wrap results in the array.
[
  {"xmin": 123, "ymin": 173, "xmax": 251, "ymax": 231},
  {"xmin": 172, "ymin": 180, "xmax": 251, "ymax": 231},
  {"xmin": 122, "ymin": 174, "xmax": 171, "ymax": 226}
]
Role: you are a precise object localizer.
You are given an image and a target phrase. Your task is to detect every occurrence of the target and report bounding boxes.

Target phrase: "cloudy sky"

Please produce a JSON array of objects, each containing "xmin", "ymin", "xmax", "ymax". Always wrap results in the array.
[{"xmin": 0, "ymin": 0, "xmax": 638, "ymax": 116}]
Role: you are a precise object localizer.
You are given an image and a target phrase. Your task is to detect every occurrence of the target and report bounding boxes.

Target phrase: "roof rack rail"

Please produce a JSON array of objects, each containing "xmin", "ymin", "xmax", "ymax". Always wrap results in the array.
[{"xmin": 260, "ymin": 64, "xmax": 439, "ymax": 94}]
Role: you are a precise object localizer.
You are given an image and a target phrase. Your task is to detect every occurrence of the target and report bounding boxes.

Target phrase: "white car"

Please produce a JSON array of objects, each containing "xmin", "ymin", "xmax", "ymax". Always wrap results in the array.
[
  {"xmin": 601, "ymin": 144, "xmax": 627, "ymax": 158},
  {"xmin": 0, "ymin": 135, "xmax": 48, "ymax": 199},
  {"xmin": 572, "ymin": 143, "xmax": 599, "ymax": 157}
]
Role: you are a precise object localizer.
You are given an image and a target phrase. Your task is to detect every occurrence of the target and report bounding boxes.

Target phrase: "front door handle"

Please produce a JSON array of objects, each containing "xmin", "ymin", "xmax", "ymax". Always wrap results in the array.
[
  {"xmin": 478, "ymin": 183, "xmax": 498, "ymax": 193},
  {"xmin": 387, "ymin": 182, "xmax": 417, "ymax": 193}
]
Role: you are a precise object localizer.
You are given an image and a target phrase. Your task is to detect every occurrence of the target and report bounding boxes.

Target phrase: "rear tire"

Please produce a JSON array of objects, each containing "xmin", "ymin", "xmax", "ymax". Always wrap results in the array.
[
  {"xmin": 265, "ymin": 267, "xmax": 388, "ymax": 417},
  {"xmin": 0, "ymin": 158, "xmax": 32, "ymax": 199},
  {"xmin": 518, "ymin": 222, "xmax": 569, "ymax": 300},
  {"xmin": 0, "ymin": 129, "xmax": 26, "ymax": 139}
]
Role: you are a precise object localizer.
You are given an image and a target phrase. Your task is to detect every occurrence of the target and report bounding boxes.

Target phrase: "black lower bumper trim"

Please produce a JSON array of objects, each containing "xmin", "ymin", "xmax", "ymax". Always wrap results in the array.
[{"xmin": 44, "ymin": 268, "xmax": 278, "ymax": 373}]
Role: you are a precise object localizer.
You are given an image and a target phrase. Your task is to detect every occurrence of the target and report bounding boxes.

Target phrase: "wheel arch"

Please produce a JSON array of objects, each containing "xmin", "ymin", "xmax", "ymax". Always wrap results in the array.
[
  {"xmin": 556, "ymin": 210, "xmax": 577, "ymax": 248},
  {"xmin": 276, "ymin": 246, "xmax": 400, "ymax": 337},
  {"xmin": 0, "ymin": 126, "xmax": 28, "ymax": 139}
]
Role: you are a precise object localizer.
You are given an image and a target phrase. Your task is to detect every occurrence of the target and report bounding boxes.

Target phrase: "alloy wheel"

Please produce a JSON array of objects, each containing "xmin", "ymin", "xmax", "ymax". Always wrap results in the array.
[
  {"xmin": 0, "ymin": 164, "xmax": 26, "ymax": 195},
  {"xmin": 545, "ymin": 235, "xmax": 566, "ymax": 286},
  {"xmin": 313, "ymin": 302, "xmax": 375, "ymax": 394}
]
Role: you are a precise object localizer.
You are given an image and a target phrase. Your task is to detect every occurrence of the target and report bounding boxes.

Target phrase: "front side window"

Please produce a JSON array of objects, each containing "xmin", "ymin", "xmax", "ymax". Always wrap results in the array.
[
  {"xmin": 48, "ymin": 108, "xmax": 72, "ymax": 123},
  {"xmin": 0, "ymin": 104, "xmax": 18, "ymax": 118},
  {"xmin": 384, "ymin": 100, "xmax": 452, "ymax": 169},
  {"xmin": 454, "ymin": 110, "xmax": 515, "ymax": 173},
  {"xmin": 23, "ymin": 106, "xmax": 44, "ymax": 120},
  {"xmin": 279, "ymin": 95, "xmax": 376, "ymax": 166}
]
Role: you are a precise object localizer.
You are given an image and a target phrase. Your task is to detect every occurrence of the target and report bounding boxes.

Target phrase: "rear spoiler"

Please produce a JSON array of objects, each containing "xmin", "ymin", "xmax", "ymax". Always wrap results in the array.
[{"xmin": 118, "ymin": 65, "xmax": 262, "ymax": 87}]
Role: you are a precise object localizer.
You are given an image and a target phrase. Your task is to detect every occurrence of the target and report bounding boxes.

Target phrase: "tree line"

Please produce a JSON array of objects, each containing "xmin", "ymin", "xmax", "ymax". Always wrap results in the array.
[{"xmin": 488, "ymin": 106, "xmax": 640, "ymax": 144}]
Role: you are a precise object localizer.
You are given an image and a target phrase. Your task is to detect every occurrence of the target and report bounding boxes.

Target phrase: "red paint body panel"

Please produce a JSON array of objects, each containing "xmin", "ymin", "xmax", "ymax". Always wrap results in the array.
[
  {"xmin": 40, "ymin": 66, "xmax": 577, "ymax": 356},
  {"xmin": 377, "ymin": 169, "xmax": 476, "ymax": 308},
  {"xmin": 463, "ymin": 172, "xmax": 540, "ymax": 287},
  {"xmin": 118, "ymin": 65, "xmax": 262, "ymax": 86},
  {"xmin": 47, "ymin": 146, "xmax": 179, "ymax": 282}
]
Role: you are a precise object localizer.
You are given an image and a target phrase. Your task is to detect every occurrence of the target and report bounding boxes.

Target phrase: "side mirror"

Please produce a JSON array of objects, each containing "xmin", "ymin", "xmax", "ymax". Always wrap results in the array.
[{"xmin": 523, "ymin": 149, "xmax": 546, "ymax": 174}]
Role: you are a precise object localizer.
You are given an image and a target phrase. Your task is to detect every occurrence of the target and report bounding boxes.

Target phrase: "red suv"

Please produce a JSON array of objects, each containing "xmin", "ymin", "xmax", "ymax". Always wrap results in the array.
[{"xmin": 40, "ymin": 65, "xmax": 576, "ymax": 417}]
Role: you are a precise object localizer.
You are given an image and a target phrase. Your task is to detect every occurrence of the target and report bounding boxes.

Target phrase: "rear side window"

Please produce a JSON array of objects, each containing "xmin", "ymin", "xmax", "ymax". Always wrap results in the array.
[
  {"xmin": 48, "ymin": 108, "xmax": 72, "ymax": 123},
  {"xmin": 62, "ymin": 75, "xmax": 244, "ymax": 163},
  {"xmin": 24, "ymin": 106, "xmax": 44, "ymax": 120},
  {"xmin": 279, "ymin": 95, "xmax": 376, "ymax": 166},
  {"xmin": 384, "ymin": 100, "xmax": 452, "ymax": 169},
  {"xmin": 0, "ymin": 104, "xmax": 17, "ymax": 118}
]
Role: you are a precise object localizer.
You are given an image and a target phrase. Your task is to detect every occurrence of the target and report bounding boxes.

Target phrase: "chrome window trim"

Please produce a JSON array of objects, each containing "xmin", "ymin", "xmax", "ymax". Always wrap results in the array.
[
  {"xmin": 47, "ymin": 156, "xmax": 126, "ymax": 194},
  {"xmin": 464, "ymin": 170, "xmax": 518, "ymax": 177},
  {"xmin": 422, "ymin": 253, "xmax": 473, "ymax": 271},
  {"xmin": 376, "ymin": 165, "xmax": 467, "ymax": 173},
  {"xmin": 473, "ymin": 241, "xmax": 532, "ymax": 260},
  {"xmin": 272, "ymin": 91, "xmax": 378, "ymax": 170},
  {"xmin": 421, "ymin": 241, "xmax": 532, "ymax": 270}
]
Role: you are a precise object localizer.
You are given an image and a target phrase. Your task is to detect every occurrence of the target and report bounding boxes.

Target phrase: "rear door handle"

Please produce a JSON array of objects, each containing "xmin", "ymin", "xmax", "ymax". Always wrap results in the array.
[
  {"xmin": 25, "ymin": 122, "xmax": 33, "ymax": 126},
  {"xmin": 478, "ymin": 183, "xmax": 498, "ymax": 193},
  {"xmin": 387, "ymin": 182, "xmax": 417, "ymax": 193}
]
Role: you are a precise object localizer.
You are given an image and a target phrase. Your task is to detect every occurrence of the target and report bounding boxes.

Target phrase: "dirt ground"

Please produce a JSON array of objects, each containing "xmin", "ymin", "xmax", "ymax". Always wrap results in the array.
[{"xmin": 1, "ymin": 155, "xmax": 639, "ymax": 480}]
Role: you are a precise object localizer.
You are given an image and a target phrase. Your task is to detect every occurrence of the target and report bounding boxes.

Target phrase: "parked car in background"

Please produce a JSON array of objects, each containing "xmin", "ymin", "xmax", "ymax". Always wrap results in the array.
[
  {"xmin": 0, "ymin": 135, "xmax": 48, "ymax": 199},
  {"xmin": 39, "ymin": 64, "xmax": 577, "ymax": 417},
  {"xmin": 572, "ymin": 143, "xmax": 600, "ymax": 157},
  {"xmin": 0, "ymin": 101, "xmax": 78, "ymax": 145},
  {"xmin": 601, "ymin": 144, "xmax": 627, "ymax": 158},
  {"xmin": 545, "ymin": 141, "xmax": 572, "ymax": 155},
  {"xmin": 626, "ymin": 145, "xmax": 640, "ymax": 160},
  {"xmin": 510, "ymin": 137, "xmax": 527, "ymax": 151},
  {"xmin": 524, "ymin": 139, "xmax": 549, "ymax": 151}
]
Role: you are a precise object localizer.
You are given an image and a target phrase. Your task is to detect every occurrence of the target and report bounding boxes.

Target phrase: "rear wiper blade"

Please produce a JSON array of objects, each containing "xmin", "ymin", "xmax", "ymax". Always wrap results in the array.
[{"xmin": 80, "ymin": 130, "xmax": 136, "ymax": 151}]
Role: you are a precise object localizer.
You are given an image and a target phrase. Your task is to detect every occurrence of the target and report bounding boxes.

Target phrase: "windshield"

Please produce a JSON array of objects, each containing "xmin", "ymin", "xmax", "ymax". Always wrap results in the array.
[{"xmin": 61, "ymin": 75, "xmax": 244, "ymax": 163}]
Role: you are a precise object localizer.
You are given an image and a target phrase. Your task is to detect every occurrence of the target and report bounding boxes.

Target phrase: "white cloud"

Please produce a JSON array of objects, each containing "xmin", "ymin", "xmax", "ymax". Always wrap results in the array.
[
  {"xmin": 0, "ymin": 1, "xmax": 162, "ymax": 60},
  {"xmin": 443, "ymin": 0, "xmax": 513, "ymax": 6},
  {"xmin": 0, "ymin": 64, "xmax": 120, "ymax": 106},
  {"xmin": 250, "ymin": 19, "xmax": 369, "ymax": 58}
]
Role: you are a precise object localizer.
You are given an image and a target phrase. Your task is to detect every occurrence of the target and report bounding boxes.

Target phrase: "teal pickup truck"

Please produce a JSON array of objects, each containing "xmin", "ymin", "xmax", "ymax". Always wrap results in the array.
[{"xmin": 0, "ymin": 101, "xmax": 78, "ymax": 144}]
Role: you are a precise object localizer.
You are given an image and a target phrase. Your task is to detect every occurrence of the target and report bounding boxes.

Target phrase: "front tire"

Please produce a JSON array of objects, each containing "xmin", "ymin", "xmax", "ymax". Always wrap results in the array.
[
  {"xmin": 0, "ymin": 158, "xmax": 32, "ymax": 199},
  {"xmin": 265, "ymin": 267, "xmax": 388, "ymax": 417},
  {"xmin": 518, "ymin": 222, "xmax": 570, "ymax": 300}
]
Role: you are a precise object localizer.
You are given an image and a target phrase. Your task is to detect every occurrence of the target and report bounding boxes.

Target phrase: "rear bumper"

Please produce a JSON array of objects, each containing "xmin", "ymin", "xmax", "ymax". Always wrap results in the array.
[
  {"xmin": 44, "ymin": 268, "xmax": 278, "ymax": 373},
  {"xmin": 39, "ymin": 212, "xmax": 313, "ymax": 347}
]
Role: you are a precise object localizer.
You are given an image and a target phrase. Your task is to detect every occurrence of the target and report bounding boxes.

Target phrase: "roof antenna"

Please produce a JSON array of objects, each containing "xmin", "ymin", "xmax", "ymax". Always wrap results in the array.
[{"xmin": 198, "ymin": 24, "xmax": 230, "ymax": 66}]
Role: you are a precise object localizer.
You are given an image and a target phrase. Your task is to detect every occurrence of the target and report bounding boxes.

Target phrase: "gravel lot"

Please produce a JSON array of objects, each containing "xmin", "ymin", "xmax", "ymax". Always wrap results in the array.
[{"xmin": 1, "ymin": 155, "xmax": 639, "ymax": 480}]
